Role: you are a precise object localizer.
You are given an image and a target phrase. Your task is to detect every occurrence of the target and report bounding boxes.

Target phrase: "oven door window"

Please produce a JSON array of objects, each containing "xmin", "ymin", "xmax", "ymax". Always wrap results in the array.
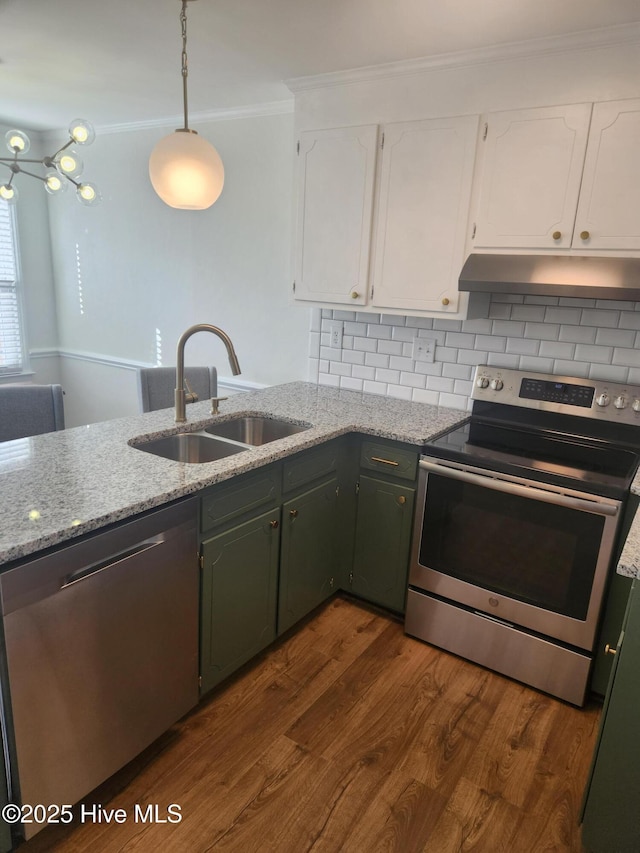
[{"xmin": 419, "ymin": 473, "xmax": 605, "ymax": 620}]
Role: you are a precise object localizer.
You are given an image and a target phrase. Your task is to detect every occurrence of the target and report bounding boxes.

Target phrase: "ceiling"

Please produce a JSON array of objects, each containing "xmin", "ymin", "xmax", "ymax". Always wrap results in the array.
[{"xmin": 2, "ymin": 0, "xmax": 640, "ymax": 131}]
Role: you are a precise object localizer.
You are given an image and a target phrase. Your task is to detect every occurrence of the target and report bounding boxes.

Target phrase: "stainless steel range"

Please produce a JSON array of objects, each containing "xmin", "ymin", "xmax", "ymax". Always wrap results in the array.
[{"xmin": 406, "ymin": 366, "xmax": 640, "ymax": 706}]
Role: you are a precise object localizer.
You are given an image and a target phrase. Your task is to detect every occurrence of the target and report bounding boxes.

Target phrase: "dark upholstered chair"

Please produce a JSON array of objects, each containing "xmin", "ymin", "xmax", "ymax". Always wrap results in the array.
[
  {"xmin": 137, "ymin": 366, "xmax": 218, "ymax": 413},
  {"xmin": 0, "ymin": 384, "xmax": 65, "ymax": 442}
]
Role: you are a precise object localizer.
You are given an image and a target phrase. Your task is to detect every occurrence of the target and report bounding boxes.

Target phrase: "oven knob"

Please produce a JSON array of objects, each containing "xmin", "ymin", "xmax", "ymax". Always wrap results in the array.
[
  {"xmin": 633, "ymin": 399, "xmax": 640, "ymax": 412},
  {"xmin": 596, "ymin": 393, "xmax": 610, "ymax": 407},
  {"xmin": 614, "ymin": 395, "xmax": 628, "ymax": 410},
  {"xmin": 476, "ymin": 377, "xmax": 489, "ymax": 389},
  {"xmin": 490, "ymin": 378, "xmax": 504, "ymax": 391}
]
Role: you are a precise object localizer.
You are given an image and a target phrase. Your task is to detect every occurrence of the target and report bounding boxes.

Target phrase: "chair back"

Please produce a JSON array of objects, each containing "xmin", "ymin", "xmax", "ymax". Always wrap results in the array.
[
  {"xmin": 0, "ymin": 384, "xmax": 65, "ymax": 442},
  {"xmin": 138, "ymin": 367, "xmax": 218, "ymax": 413}
]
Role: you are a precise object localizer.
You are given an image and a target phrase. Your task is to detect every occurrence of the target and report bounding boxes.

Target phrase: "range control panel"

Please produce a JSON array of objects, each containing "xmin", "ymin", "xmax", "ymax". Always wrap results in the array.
[{"xmin": 472, "ymin": 366, "xmax": 640, "ymax": 425}]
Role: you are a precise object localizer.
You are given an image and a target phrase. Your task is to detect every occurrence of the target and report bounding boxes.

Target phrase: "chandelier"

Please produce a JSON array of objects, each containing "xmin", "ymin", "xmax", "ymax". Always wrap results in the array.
[
  {"xmin": 0, "ymin": 119, "xmax": 100, "ymax": 206},
  {"xmin": 149, "ymin": 0, "xmax": 224, "ymax": 210}
]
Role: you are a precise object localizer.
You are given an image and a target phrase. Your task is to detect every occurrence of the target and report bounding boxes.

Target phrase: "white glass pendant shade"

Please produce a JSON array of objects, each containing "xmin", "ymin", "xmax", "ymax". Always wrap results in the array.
[{"xmin": 149, "ymin": 131, "xmax": 224, "ymax": 210}]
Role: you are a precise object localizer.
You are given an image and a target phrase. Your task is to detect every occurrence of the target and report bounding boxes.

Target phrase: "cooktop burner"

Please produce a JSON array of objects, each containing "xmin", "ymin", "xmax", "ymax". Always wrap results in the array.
[{"xmin": 424, "ymin": 367, "xmax": 640, "ymax": 499}]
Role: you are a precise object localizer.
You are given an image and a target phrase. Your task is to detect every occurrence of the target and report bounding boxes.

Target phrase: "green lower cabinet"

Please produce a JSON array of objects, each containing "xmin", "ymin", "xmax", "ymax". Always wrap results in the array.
[
  {"xmin": 350, "ymin": 474, "xmax": 415, "ymax": 613},
  {"xmin": 200, "ymin": 507, "xmax": 280, "ymax": 694},
  {"xmin": 278, "ymin": 477, "xmax": 340, "ymax": 634},
  {"xmin": 582, "ymin": 580, "xmax": 640, "ymax": 852}
]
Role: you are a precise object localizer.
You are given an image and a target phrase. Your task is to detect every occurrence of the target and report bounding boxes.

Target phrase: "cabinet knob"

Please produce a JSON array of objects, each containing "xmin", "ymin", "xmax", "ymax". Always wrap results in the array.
[
  {"xmin": 552, "ymin": 231, "xmax": 562, "ymax": 240},
  {"xmin": 580, "ymin": 230, "xmax": 590, "ymax": 241},
  {"xmin": 289, "ymin": 509, "xmax": 298, "ymax": 519},
  {"xmin": 269, "ymin": 520, "xmax": 279, "ymax": 529},
  {"xmin": 604, "ymin": 643, "xmax": 617, "ymax": 656},
  {"xmin": 351, "ymin": 291, "xmax": 360, "ymax": 299},
  {"xmin": 442, "ymin": 297, "xmax": 450, "ymax": 306},
  {"xmin": 397, "ymin": 495, "xmax": 406, "ymax": 505}
]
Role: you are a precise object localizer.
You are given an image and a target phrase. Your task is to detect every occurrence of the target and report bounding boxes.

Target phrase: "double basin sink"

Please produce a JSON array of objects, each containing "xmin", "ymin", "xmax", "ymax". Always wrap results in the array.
[{"xmin": 133, "ymin": 416, "xmax": 310, "ymax": 463}]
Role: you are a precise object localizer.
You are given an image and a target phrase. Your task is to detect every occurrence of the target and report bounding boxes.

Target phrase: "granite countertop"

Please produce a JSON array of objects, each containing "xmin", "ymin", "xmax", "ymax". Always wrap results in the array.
[
  {"xmin": 0, "ymin": 382, "xmax": 468, "ymax": 568},
  {"xmin": 618, "ymin": 473, "xmax": 640, "ymax": 579}
]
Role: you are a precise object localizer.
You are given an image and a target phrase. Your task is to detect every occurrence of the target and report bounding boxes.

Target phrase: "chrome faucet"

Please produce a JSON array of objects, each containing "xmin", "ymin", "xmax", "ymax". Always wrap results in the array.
[{"xmin": 175, "ymin": 323, "xmax": 241, "ymax": 422}]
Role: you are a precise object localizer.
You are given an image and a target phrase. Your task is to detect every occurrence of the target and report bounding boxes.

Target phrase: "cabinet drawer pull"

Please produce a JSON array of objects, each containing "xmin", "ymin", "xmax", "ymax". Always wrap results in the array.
[
  {"xmin": 580, "ymin": 230, "xmax": 591, "ymax": 240},
  {"xmin": 552, "ymin": 230, "xmax": 562, "ymax": 240},
  {"xmin": 289, "ymin": 509, "xmax": 298, "ymax": 519},
  {"xmin": 370, "ymin": 456, "xmax": 399, "ymax": 467},
  {"xmin": 269, "ymin": 520, "xmax": 279, "ymax": 529},
  {"xmin": 604, "ymin": 643, "xmax": 617, "ymax": 656}
]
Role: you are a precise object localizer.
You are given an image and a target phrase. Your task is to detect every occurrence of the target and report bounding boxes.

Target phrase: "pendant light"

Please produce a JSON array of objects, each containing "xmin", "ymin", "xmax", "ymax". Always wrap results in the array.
[{"xmin": 149, "ymin": 0, "xmax": 224, "ymax": 210}]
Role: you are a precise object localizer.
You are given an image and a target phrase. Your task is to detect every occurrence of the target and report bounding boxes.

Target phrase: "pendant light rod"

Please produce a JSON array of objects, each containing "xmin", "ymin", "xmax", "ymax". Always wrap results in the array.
[{"xmin": 180, "ymin": 0, "xmax": 190, "ymax": 132}]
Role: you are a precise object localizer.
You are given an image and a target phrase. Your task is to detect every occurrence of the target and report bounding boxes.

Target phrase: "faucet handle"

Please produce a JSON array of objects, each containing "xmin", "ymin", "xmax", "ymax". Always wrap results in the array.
[
  {"xmin": 210, "ymin": 396, "xmax": 228, "ymax": 415},
  {"xmin": 184, "ymin": 377, "xmax": 198, "ymax": 405}
]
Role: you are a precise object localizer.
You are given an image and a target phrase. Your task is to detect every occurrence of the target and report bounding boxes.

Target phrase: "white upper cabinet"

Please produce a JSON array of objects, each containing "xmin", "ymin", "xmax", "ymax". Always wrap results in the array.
[
  {"xmin": 472, "ymin": 104, "xmax": 592, "ymax": 250},
  {"xmin": 371, "ymin": 116, "xmax": 478, "ymax": 314},
  {"xmin": 294, "ymin": 125, "xmax": 378, "ymax": 305},
  {"xmin": 472, "ymin": 98, "xmax": 640, "ymax": 252},
  {"xmin": 574, "ymin": 99, "xmax": 640, "ymax": 251},
  {"xmin": 293, "ymin": 116, "xmax": 479, "ymax": 316}
]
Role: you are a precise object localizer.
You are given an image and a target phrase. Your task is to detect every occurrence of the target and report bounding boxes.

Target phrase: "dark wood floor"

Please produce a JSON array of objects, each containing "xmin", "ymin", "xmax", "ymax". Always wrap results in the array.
[{"xmin": 20, "ymin": 596, "xmax": 601, "ymax": 852}]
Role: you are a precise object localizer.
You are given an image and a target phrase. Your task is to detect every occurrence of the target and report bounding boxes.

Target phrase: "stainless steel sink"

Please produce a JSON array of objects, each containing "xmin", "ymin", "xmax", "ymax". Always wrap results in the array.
[
  {"xmin": 133, "ymin": 432, "xmax": 248, "ymax": 463},
  {"xmin": 204, "ymin": 416, "xmax": 309, "ymax": 446}
]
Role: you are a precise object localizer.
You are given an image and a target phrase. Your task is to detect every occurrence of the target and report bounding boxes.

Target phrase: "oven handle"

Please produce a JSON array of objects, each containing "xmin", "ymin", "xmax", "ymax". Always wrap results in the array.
[{"xmin": 419, "ymin": 459, "xmax": 619, "ymax": 517}]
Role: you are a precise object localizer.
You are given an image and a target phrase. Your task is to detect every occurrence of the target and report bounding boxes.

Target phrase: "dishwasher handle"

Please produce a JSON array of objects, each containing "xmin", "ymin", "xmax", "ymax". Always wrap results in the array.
[{"xmin": 61, "ymin": 535, "xmax": 165, "ymax": 589}]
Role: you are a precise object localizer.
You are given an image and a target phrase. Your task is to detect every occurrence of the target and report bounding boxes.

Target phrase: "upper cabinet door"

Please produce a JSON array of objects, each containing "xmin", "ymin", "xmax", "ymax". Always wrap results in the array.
[
  {"xmin": 371, "ymin": 116, "xmax": 479, "ymax": 314},
  {"xmin": 573, "ymin": 99, "xmax": 640, "ymax": 251},
  {"xmin": 294, "ymin": 125, "xmax": 378, "ymax": 305},
  {"xmin": 473, "ymin": 104, "xmax": 592, "ymax": 249}
]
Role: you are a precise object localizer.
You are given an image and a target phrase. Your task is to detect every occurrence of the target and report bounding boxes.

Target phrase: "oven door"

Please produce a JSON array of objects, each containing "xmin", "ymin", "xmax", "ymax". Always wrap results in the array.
[{"xmin": 409, "ymin": 457, "xmax": 622, "ymax": 651}]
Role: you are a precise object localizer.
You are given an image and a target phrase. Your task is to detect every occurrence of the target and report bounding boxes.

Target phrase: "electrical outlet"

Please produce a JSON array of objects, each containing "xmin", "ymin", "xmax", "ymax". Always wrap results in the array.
[
  {"xmin": 413, "ymin": 336, "xmax": 436, "ymax": 363},
  {"xmin": 329, "ymin": 321, "xmax": 343, "ymax": 349}
]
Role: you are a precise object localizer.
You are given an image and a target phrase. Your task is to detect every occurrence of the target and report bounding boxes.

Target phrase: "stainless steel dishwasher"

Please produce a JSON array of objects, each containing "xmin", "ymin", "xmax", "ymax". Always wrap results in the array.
[{"xmin": 0, "ymin": 498, "xmax": 199, "ymax": 841}]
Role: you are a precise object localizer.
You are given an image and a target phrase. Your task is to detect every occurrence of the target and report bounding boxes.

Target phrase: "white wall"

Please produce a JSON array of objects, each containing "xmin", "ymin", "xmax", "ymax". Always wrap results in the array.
[
  {"xmin": 296, "ymin": 33, "xmax": 640, "ymax": 405},
  {"xmin": 44, "ymin": 109, "xmax": 310, "ymax": 425}
]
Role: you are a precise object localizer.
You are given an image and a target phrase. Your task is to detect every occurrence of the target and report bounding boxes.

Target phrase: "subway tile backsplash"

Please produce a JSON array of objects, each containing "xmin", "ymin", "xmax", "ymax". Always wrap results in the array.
[{"xmin": 308, "ymin": 295, "xmax": 640, "ymax": 411}]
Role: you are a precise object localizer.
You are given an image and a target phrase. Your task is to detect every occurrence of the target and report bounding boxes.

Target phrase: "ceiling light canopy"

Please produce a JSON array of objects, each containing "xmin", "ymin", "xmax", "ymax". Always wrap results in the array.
[
  {"xmin": 149, "ymin": 0, "xmax": 225, "ymax": 211},
  {"xmin": 0, "ymin": 119, "xmax": 100, "ymax": 206}
]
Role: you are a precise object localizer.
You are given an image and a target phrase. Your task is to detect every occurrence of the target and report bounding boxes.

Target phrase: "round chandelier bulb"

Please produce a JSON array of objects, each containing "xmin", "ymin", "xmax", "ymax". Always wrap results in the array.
[
  {"xmin": 5, "ymin": 129, "xmax": 30, "ymax": 155},
  {"xmin": 149, "ymin": 131, "xmax": 224, "ymax": 210},
  {"xmin": 44, "ymin": 172, "xmax": 68, "ymax": 195},
  {"xmin": 76, "ymin": 182, "xmax": 101, "ymax": 206},
  {"xmin": 69, "ymin": 119, "xmax": 95, "ymax": 146},
  {"xmin": 0, "ymin": 183, "xmax": 18, "ymax": 204},
  {"xmin": 56, "ymin": 152, "xmax": 83, "ymax": 178}
]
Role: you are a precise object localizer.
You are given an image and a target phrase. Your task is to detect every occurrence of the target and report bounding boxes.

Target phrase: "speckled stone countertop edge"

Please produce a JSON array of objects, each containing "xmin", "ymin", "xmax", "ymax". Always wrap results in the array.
[
  {"xmin": 0, "ymin": 382, "xmax": 468, "ymax": 569},
  {"xmin": 618, "ymin": 476, "xmax": 640, "ymax": 578}
]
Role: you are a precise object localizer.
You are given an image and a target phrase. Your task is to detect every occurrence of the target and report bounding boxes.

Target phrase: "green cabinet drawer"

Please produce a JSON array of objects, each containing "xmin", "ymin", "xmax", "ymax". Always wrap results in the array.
[
  {"xmin": 359, "ymin": 439, "xmax": 418, "ymax": 481},
  {"xmin": 282, "ymin": 439, "xmax": 343, "ymax": 494},
  {"xmin": 201, "ymin": 465, "xmax": 280, "ymax": 534}
]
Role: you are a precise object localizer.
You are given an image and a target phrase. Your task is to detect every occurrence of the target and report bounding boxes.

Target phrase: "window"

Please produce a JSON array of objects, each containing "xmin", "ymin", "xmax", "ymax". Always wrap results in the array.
[{"xmin": 0, "ymin": 200, "xmax": 25, "ymax": 375}]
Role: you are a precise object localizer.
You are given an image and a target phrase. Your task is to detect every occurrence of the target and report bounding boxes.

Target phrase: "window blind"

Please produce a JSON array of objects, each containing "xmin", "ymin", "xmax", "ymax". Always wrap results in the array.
[{"xmin": 0, "ymin": 201, "xmax": 23, "ymax": 375}]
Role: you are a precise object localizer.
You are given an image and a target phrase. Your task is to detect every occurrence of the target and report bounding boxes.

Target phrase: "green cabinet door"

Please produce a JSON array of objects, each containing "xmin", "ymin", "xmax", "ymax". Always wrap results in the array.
[
  {"xmin": 582, "ymin": 581, "xmax": 640, "ymax": 851},
  {"xmin": 200, "ymin": 508, "xmax": 280, "ymax": 694},
  {"xmin": 351, "ymin": 474, "xmax": 415, "ymax": 613},
  {"xmin": 278, "ymin": 478, "xmax": 340, "ymax": 634}
]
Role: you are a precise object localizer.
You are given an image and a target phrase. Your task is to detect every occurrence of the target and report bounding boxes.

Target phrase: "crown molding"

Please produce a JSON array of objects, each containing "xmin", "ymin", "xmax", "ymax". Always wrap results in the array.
[
  {"xmin": 93, "ymin": 99, "xmax": 293, "ymax": 137},
  {"xmin": 286, "ymin": 22, "xmax": 640, "ymax": 93}
]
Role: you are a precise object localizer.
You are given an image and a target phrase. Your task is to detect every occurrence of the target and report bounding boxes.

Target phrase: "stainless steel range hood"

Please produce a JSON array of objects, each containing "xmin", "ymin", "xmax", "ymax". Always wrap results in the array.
[{"xmin": 459, "ymin": 253, "xmax": 640, "ymax": 301}]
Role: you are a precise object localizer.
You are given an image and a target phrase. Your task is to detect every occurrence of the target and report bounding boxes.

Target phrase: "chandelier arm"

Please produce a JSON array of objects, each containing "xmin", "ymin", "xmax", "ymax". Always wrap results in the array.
[
  {"xmin": 49, "ymin": 138, "xmax": 74, "ymax": 160},
  {"xmin": 0, "ymin": 157, "xmax": 45, "ymax": 165},
  {"xmin": 11, "ymin": 167, "xmax": 49, "ymax": 183}
]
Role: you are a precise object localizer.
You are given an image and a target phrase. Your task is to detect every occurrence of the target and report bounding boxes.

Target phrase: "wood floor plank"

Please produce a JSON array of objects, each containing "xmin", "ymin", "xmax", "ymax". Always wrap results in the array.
[{"xmin": 17, "ymin": 597, "xmax": 600, "ymax": 853}]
